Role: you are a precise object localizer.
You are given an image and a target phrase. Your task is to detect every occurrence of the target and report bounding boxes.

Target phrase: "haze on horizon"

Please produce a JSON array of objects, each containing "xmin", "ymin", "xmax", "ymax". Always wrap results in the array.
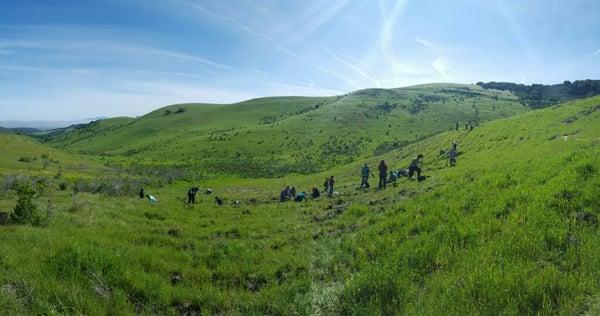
[{"xmin": 1, "ymin": 0, "xmax": 599, "ymax": 122}]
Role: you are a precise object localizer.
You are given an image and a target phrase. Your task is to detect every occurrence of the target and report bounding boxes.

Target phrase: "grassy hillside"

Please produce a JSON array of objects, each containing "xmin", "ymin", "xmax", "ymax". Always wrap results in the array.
[
  {"xmin": 42, "ymin": 84, "xmax": 526, "ymax": 176},
  {"xmin": 0, "ymin": 134, "xmax": 100, "ymax": 174},
  {"xmin": 0, "ymin": 95, "xmax": 599, "ymax": 314}
]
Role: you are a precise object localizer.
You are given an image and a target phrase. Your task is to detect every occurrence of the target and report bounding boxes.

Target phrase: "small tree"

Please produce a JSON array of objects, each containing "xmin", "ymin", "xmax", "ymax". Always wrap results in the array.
[
  {"xmin": 11, "ymin": 182, "xmax": 38, "ymax": 224},
  {"xmin": 10, "ymin": 182, "xmax": 49, "ymax": 226}
]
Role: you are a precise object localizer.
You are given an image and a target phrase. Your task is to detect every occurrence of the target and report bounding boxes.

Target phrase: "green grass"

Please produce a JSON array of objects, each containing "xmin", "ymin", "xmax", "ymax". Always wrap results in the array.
[
  {"xmin": 0, "ymin": 93, "xmax": 599, "ymax": 314},
  {"xmin": 41, "ymin": 84, "xmax": 526, "ymax": 176}
]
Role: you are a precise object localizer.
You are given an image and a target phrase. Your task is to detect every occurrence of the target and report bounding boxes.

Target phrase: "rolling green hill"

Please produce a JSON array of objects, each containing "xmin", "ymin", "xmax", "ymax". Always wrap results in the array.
[
  {"xmin": 1, "ymin": 94, "xmax": 599, "ymax": 314},
  {"xmin": 41, "ymin": 84, "xmax": 526, "ymax": 176},
  {"xmin": 0, "ymin": 134, "xmax": 100, "ymax": 174}
]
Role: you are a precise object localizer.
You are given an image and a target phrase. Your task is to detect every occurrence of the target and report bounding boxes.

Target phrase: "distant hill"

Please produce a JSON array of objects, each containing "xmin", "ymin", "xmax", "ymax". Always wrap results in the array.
[
  {"xmin": 9, "ymin": 127, "xmax": 41, "ymax": 134},
  {"xmin": 476, "ymin": 79, "xmax": 600, "ymax": 108},
  {"xmin": 40, "ymin": 84, "xmax": 527, "ymax": 176},
  {"xmin": 0, "ymin": 125, "xmax": 12, "ymax": 134}
]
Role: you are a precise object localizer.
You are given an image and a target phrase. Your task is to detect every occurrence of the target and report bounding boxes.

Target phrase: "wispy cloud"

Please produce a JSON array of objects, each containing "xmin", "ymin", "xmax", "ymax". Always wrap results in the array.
[
  {"xmin": 496, "ymin": 0, "xmax": 539, "ymax": 65},
  {"xmin": 276, "ymin": 45, "xmax": 357, "ymax": 89},
  {"xmin": 432, "ymin": 56, "xmax": 450, "ymax": 77},
  {"xmin": 286, "ymin": 0, "xmax": 349, "ymax": 44},
  {"xmin": 325, "ymin": 47, "xmax": 381, "ymax": 87},
  {"xmin": 0, "ymin": 39, "xmax": 234, "ymax": 75},
  {"xmin": 593, "ymin": 48, "xmax": 600, "ymax": 56},
  {"xmin": 415, "ymin": 37, "xmax": 436, "ymax": 49},
  {"xmin": 173, "ymin": 0, "xmax": 272, "ymax": 41},
  {"xmin": 315, "ymin": 65, "xmax": 358, "ymax": 89},
  {"xmin": 379, "ymin": 0, "xmax": 417, "ymax": 79}
]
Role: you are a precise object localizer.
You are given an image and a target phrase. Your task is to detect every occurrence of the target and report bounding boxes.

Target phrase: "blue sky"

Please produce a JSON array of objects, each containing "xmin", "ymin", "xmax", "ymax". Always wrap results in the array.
[{"xmin": 0, "ymin": 0, "xmax": 599, "ymax": 121}]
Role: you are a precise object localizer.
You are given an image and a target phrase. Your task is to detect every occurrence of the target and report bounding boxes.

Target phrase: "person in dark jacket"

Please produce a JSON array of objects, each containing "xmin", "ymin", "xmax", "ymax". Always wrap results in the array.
[
  {"xmin": 408, "ymin": 154, "xmax": 424, "ymax": 180},
  {"xmin": 187, "ymin": 186, "xmax": 200, "ymax": 204},
  {"xmin": 378, "ymin": 160, "xmax": 388, "ymax": 189},
  {"xmin": 327, "ymin": 176, "xmax": 335, "ymax": 197},
  {"xmin": 280, "ymin": 186, "xmax": 290, "ymax": 202},
  {"xmin": 311, "ymin": 187, "xmax": 321, "ymax": 199},
  {"xmin": 448, "ymin": 148, "xmax": 457, "ymax": 166}
]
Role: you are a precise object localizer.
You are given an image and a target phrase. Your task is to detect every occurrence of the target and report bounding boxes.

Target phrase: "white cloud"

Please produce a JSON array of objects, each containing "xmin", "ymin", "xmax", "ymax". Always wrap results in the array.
[
  {"xmin": 324, "ymin": 47, "xmax": 381, "ymax": 87},
  {"xmin": 593, "ymin": 48, "xmax": 600, "ymax": 56},
  {"xmin": 415, "ymin": 38, "xmax": 436, "ymax": 48},
  {"xmin": 432, "ymin": 57, "xmax": 450, "ymax": 76}
]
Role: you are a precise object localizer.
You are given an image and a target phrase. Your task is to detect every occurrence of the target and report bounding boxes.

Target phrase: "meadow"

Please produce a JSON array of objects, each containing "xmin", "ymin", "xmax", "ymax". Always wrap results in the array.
[{"xmin": 0, "ymin": 90, "xmax": 599, "ymax": 314}]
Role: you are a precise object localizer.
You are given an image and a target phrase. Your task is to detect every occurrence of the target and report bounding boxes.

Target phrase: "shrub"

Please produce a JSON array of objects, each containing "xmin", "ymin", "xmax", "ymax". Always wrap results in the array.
[
  {"xmin": 17, "ymin": 156, "xmax": 36, "ymax": 163},
  {"xmin": 575, "ymin": 162, "xmax": 596, "ymax": 181},
  {"xmin": 10, "ymin": 182, "xmax": 49, "ymax": 226}
]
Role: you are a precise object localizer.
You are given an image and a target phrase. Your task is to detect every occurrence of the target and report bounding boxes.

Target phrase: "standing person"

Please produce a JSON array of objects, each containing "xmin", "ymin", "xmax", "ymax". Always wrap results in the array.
[
  {"xmin": 455, "ymin": 122, "xmax": 459, "ymax": 131},
  {"xmin": 360, "ymin": 163, "xmax": 373, "ymax": 188},
  {"xmin": 452, "ymin": 140, "xmax": 458, "ymax": 151},
  {"xmin": 323, "ymin": 178, "xmax": 329, "ymax": 192},
  {"xmin": 448, "ymin": 148, "xmax": 457, "ymax": 166},
  {"xmin": 139, "ymin": 188, "xmax": 145, "ymax": 199},
  {"xmin": 408, "ymin": 154, "xmax": 424, "ymax": 181},
  {"xmin": 327, "ymin": 176, "xmax": 335, "ymax": 197},
  {"xmin": 378, "ymin": 160, "xmax": 388, "ymax": 189},
  {"xmin": 187, "ymin": 187, "xmax": 200, "ymax": 204}
]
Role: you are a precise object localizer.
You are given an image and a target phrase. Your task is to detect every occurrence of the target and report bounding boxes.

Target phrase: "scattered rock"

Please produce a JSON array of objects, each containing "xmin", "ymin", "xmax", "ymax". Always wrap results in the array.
[
  {"xmin": 225, "ymin": 228, "xmax": 240, "ymax": 239},
  {"xmin": 172, "ymin": 301, "xmax": 201, "ymax": 316},
  {"xmin": 244, "ymin": 274, "xmax": 267, "ymax": 292},
  {"xmin": 170, "ymin": 272, "xmax": 183, "ymax": 285},
  {"xmin": 576, "ymin": 211, "xmax": 598, "ymax": 225},
  {"xmin": 168, "ymin": 228, "xmax": 181, "ymax": 237}
]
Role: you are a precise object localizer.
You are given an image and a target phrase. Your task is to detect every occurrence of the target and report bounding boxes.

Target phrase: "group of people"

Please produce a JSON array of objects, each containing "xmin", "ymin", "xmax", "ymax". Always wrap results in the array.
[
  {"xmin": 141, "ymin": 141, "xmax": 462, "ymax": 206},
  {"xmin": 139, "ymin": 186, "xmax": 217, "ymax": 205},
  {"xmin": 359, "ymin": 154, "xmax": 426, "ymax": 190},
  {"xmin": 280, "ymin": 185, "xmax": 323, "ymax": 202},
  {"xmin": 455, "ymin": 121, "xmax": 478, "ymax": 132}
]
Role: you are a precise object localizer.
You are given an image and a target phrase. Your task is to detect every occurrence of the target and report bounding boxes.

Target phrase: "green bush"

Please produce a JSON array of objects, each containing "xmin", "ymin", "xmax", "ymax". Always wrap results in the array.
[{"xmin": 11, "ymin": 182, "xmax": 49, "ymax": 226}]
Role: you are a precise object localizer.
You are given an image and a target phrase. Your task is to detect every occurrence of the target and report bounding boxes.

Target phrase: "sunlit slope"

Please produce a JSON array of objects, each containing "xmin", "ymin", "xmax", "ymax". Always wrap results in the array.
[
  {"xmin": 0, "ymin": 96, "xmax": 599, "ymax": 314},
  {"xmin": 0, "ymin": 134, "xmax": 99, "ymax": 174},
  {"xmin": 322, "ymin": 95, "xmax": 600, "ymax": 314},
  {"xmin": 44, "ymin": 84, "xmax": 526, "ymax": 175}
]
